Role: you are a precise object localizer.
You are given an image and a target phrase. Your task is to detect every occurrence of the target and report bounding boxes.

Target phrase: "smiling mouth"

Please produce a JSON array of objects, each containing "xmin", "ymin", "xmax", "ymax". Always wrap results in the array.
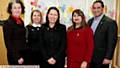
[{"xmin": 75, "ymin": 19, "xmax": 79, "ymax": 21}]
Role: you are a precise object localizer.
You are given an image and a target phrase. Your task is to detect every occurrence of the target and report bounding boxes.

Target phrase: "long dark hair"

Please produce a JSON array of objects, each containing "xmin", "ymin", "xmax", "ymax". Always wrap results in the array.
[
  {"xmin": 45, "ymin": 7, "xmax": 60, "ymax": 27},
  {"xmin": 72, "ymin": 9, "xmax": 88, "ymax": 29}
]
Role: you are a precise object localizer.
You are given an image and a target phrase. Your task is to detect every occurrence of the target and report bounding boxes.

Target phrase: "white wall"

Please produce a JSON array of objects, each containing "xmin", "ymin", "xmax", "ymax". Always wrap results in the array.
[{"xmin": 24, "ymin": 0, "xmax": 116, "ymax": 28}]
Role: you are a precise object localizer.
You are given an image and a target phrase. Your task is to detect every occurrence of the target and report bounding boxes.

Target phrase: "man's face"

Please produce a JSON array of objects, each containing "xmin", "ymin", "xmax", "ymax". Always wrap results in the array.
[{"xmin": 92, "ymin": 2, "xmax": 104, "ymax": 17}]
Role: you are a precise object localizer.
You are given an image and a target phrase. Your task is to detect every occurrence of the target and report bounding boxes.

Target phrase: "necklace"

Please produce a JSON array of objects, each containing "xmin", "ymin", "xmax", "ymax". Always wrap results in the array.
[{"xmin": 77, "ymin": 33, "xmax": 79, "ymax": 37}]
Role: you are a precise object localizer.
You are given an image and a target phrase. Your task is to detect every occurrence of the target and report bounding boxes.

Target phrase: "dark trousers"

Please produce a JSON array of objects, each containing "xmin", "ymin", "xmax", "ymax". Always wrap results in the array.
[
  {"xmin": 90, "ymin": 61, "xmax": 109, "ymax": 68},
  {"xmin": 23, "ymin": 52, "xmax": 41, "ymax": 65},
  {"xmin": 8, "ymin": 56, "xmax": 19, "ymax": 65}
]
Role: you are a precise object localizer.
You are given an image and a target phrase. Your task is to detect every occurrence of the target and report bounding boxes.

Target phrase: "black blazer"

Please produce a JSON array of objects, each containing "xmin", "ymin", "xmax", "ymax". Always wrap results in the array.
[
  {"xmin": 88, "ymin": 15, "xmax": 118, "ymax": 63},
  {"xmin": 26, "ymin": 25, "xmax": 43, "ymax": 52},
  {"xmin": 41, "ymin": 23, "xmax": 66, "ymax": 61},
  {"xmin": 23, "ymin": 25, "xmax": 43, "ymax": 64},
  {"xmin": 3, "ymin": 16, "xmax": 26, "ymax": 65}
]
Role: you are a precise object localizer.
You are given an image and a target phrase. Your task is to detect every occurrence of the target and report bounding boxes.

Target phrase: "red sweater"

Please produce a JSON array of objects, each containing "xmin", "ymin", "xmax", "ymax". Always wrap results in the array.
[{"xmin": 67, "ymin": 27, "xmax": 94, "ymax": 63}]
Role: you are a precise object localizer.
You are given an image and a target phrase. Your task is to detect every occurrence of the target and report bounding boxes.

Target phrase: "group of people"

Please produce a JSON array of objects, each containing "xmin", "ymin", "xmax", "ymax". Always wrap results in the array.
[{"xmin": 3, "ymin": 0, "xmax": 118, "ymax": 68}]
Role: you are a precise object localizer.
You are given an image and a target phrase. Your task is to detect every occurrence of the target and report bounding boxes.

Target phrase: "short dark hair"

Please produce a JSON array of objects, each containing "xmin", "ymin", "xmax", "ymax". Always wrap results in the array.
[
  {"xmin": 93, "ymin": 0, "xmax": 104, "ymax": 8},
  {"xmin": 45, "ymin": 7, "xmax": 60, "ymax": 26},
  {"xmin": 7, "ymin": 0, "xmax": 25, "ymax": 14},
  {"xmin": 31, "ymin": 10, "xmax": 43, "ymax": 23}
]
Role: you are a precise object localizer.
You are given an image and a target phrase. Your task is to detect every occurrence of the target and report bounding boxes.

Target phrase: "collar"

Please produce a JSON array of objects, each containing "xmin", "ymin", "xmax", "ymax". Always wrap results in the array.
[
  {"xmin": 32, "ymin": 23, "xmax": 41, "ymax": 27},
  {"xmin": 94, "ymin": 14, "xmax": 104, "ymax": 21},
  {"xmin": 11, "ymin": 15, "xmax": 22, "ymax": 25}
]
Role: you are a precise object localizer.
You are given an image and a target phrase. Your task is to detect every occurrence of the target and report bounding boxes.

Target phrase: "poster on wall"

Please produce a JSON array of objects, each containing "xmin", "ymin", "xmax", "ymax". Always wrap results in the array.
[{"xmin": 24, "ymin": 0, "xmax": 116, "ymax": 28}]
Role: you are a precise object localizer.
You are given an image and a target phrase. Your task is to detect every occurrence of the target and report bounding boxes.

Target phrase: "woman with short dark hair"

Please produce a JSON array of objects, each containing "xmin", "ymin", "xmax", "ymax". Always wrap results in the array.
[{"xmin": 3, "ymin": 0, "xmax": 26, "ymax": 65}]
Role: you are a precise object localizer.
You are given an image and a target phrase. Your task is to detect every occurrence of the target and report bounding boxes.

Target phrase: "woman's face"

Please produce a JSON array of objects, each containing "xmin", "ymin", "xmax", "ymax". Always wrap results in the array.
[
  {"xmin": 73, "ymin": 13, "xmax": 82, "ymax": 24},
  {"xmin": 11, "ymin": 3, "xmax": 22, "ymax": 17},
  {"xmin": 48, "ymin": 9, "xmax": 58, "ymax": 24},
  {"xmin": 32, "ymin": 11, "xmax": 41, "ymax": 24}
]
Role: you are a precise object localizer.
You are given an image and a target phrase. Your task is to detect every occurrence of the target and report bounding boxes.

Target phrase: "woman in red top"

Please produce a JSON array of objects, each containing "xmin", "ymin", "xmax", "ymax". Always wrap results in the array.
[{"xmin": 67, "ymin": 9, "xmax": 94, "ymax": 68}]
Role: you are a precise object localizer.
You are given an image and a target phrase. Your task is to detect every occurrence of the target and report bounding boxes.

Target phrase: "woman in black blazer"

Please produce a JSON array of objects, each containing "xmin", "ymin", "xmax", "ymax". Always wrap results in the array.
[
  {"xmin": 3, "ymin": 1, "xmax": 26, "ymax": 65},
  {"xmin": 24, "ymin": 10, "xmax": 43, "ymax": 65},
  {"xmin": 41, "ymin": 7, "xmax": 66, "ymax": 68}
]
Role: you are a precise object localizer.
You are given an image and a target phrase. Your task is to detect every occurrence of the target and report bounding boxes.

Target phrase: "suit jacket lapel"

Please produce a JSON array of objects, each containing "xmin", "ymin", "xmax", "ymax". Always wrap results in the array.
[
  {"xmin": 94, "ymin": 15, "xmax": 106, "ymax": 36},
  {"xmin": 88, "ymin": 15, "xmax": 106, "ymax": 36},
  {"xmin": 88, "ymin": 18, "xmax": 94, "ymax": 26}
]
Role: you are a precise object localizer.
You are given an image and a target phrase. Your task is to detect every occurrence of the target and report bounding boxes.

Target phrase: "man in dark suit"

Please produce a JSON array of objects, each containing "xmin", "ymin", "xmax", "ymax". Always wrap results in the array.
[{"xmin": 88, "ymin": 1, "xmax": 118, "ymax": 68}]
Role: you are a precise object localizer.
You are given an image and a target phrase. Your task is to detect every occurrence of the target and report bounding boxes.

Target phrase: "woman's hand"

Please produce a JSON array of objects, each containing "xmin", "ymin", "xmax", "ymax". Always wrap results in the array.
[
  {"xmin": 47, "ymin": 57, "xmax": 56, "ymax": 65},
  {"xmin": 80, "ymin": 61, "xmax": 87, "ymax": 68},
  {"xmin": 18, "ymin": 57, "xmax": 24, "ymax": 64}
]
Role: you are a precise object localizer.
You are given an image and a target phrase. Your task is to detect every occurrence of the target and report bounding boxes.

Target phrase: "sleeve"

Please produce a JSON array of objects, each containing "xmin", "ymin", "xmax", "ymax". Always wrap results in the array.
[
  {"xmin": 53, "ymin": 25, "xmax": 67, "ymax": 60},
  {"xmin": 3, "ymin": 21, "xmax": 13, "ymax": 52},
  {"xmin": 40, "ymin": 27, "xmax": 51, "ymax": 61},
  {"xmin": 105, "ymin": 20, "xmax": 118, "ymax": 60},
  {"xmin": 3, "ymin": 21, "xmax": 21, "ymax": 63},
  {"xmin": 84, "ymin": 28, "xmax": 94, "ymax": 63}
]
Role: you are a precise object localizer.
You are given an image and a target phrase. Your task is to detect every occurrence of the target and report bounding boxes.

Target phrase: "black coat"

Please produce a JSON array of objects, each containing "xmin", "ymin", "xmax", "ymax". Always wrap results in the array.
[
  {"xmin": 3, "ymin": 16, "xmax": 26, "ymax": 65},
  {"xmin": 41, "ymin": 23, "xmax": 66, "ymax": 68},
  {"xmin": 23, "ymin": 25, "xmax": 43, "ymax": 64},
  {"xmin": 88, "ymin": 15, "xmax": 118, "ymax": 63}
]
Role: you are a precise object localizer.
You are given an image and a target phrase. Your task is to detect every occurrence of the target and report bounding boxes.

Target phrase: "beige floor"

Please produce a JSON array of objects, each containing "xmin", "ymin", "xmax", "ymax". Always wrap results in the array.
[{"xmin": 0, "ymin": 26, "xmax": 8, "ymax": 64}]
